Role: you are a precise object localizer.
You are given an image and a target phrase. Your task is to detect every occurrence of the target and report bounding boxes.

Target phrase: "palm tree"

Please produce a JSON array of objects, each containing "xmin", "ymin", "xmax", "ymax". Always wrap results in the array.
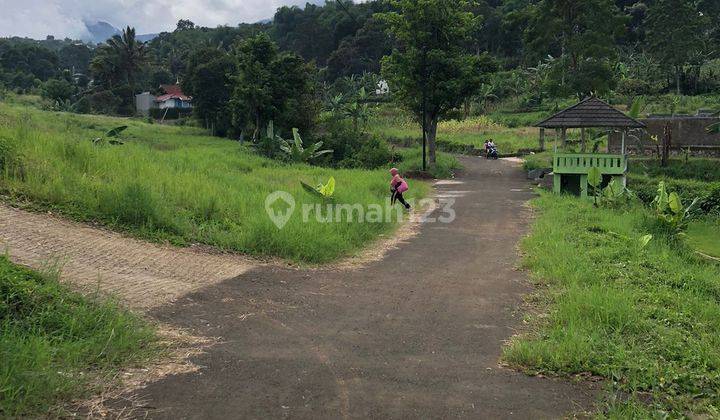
[
  {"xmin": 109, "ymin": 27, "xmax": 148, "ymax": 100},
  {"xmin": 89, "ymin": 46, "xmax": 121, "ymax": 90}
]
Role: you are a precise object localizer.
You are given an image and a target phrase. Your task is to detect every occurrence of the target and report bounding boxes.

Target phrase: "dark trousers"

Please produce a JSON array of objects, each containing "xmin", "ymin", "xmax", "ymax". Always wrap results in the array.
[{"xmin": 391, "ymin": 190, "xmax": 410, "ymax": 208}]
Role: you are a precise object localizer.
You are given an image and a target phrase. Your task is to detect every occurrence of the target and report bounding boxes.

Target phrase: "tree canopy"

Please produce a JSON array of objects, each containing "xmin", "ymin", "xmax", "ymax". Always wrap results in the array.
[{"xmin": 380, "ymin": 0, "xmax": 497, "ymax": 164}]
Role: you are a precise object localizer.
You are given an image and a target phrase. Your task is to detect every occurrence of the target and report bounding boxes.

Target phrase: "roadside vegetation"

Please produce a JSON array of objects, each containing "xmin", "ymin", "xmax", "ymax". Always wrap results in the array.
[
  {"xmin": 0, "ymin": 256, "xmax": 157, "ymax": 416},
  {"xmin": 506, "ymin": 193, "xmax": 720, "ymax": 417},
  {"xmin": 370, "ymin": 106, "xmax": 540, "ymax": 155},
  {"xmin": 0, "ymin": 102, "xmax": 438, "ymax": 263}
]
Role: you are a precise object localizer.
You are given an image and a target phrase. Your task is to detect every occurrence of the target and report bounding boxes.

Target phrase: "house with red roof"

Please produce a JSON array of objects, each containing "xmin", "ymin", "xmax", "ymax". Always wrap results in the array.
[
  {"xmin": 156, "ymin": 84, "xmax": 192, "ymax": 110},
  {"xmin": 135, "ymin": 84, "xmax": 192, "ymax": 116}
]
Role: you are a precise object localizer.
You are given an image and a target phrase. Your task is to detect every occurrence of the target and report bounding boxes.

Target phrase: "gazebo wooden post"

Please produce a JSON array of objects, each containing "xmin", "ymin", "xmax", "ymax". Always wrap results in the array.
[
  {"xmin": 621, "ymin": 129, "xmax": 626, "ymax": 154},
  {"xmin": 561, "ymin": 128, "xmax": 567, "ymax": 148},
  {"xmin": 539, "ymin": 128, "xmax": 545, "ymax": 151},
  {"xmin": 580, "ymin": 128, "xmax": 586, "ymax": 152}
]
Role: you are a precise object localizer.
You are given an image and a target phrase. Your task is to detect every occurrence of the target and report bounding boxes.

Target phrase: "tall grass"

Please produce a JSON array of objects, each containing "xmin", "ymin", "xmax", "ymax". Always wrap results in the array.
[
  {"xmin": 629, "ymin": 158, "xmax": 720, "ymax": 183},
  {"xmin": 0, "ymin": 255, "xmax": 156, "ymax": 415},
  {"xmin": 688, "ymin": 219, "xmax": 720, "ymax": 258},
  {"xmin": 505, "ymin": 193, "xmax": 720, "ymax": 416},
  {"xmin": 0, "ymin": 102, "xmax": 428, "ymax": 263},
  {"xmin": 395, "ymin": 147, "xmax": 461, "ymax": 179},
  {"xmin": 370, "ymin": 107, "xmax": 540, "ymax": 154}
]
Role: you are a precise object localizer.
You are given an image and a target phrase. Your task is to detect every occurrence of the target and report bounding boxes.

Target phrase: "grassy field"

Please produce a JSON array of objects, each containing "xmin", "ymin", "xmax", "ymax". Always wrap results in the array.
[
  {"xmin": 688, "ymin": 219, "xmax": 720, "ymax": 258},
  {"xmin": 0, "ymin": 255, "xmax": 156, "ymax": 416},
  {"xmin": 629, "ymin": 158, "xmax": 720, "ymax": 183},
  {"xmin": 370, "ymin": 107, "xmax": 542, "ymax": 155},
  {"xmin": 395, "ymin": 147, "xmax": 462, "ymax": 179},
  {"xmin": 0, "ymin": 102, "xmax": 436, "ymax": 263},
  {"xmin": 505, "ymin": 193, "xmax": 720, "ymax": 416}
]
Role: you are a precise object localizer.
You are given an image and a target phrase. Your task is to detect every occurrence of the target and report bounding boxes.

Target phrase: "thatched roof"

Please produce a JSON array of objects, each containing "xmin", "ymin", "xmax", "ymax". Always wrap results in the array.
[{"xmin": 535, "ymin": 97, "xmax": 645, "ymax": 129}]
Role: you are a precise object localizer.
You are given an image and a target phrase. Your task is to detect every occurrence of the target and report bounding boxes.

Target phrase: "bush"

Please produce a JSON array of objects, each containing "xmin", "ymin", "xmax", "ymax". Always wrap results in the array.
[
  {"xmin": 40, "ymin": 79, "xmax": 75, "ymax": 103},
  {"xmin": 629, "ymin": 173, "xmax": 720, "ymax": 215},
  {"xmin": 86, "ymin": 91, "xmax": 122, "ymax": 115},
  {"xmin": 617, "ymin": 78, "xmax": 654, "ymax": 96},
  {"xmin": 351, "ymin": 136, "xmax": 393, "ymax": 169},
  {"xmin": 70, "ymin": 96, "xmax": 91, "ymax": 114}
]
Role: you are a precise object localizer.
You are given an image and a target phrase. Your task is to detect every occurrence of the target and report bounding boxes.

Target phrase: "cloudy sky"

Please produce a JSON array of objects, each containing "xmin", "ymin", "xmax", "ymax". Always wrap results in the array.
[{"xmin": 0, "ymin": 0, "xmax": 326, "ymax": 39}]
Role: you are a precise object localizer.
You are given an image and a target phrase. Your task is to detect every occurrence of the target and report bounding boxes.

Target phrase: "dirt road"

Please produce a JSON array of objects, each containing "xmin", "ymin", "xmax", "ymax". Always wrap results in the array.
[
  {"xmin": 0, "ymin": 205, "xmax": 257, "ymax": 310},
  {"xmin": 111, "ymin": 156, "xmax": 595, "ymax": 418}
]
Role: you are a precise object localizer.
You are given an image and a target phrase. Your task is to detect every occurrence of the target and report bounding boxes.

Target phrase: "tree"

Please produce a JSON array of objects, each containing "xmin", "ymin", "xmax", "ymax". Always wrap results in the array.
[
  {"xmin": 229, "ymin": 34, "xmax": 317, "ymax": 141},
  {"xmin": 182, "ymin": 47, "xmax": 235, "ymax": 136},
  {"xmin": 646, "ymin": 0, "xmax": 704, "ymax": 95},
  {"xmin": 176, "ymin": 19, "xmax": 196, "ymax": 31},
  {"xmin": 109, "ymin": 27, "xmax": 148, "ymax": 101},
  {"xmin": 524, "ymin": 0, "xmax": 626, "ymax": 98},
  {"xmin": 326, "ymin": 18, "xmax": 392, "ymax": 80},
  {"xmin": 41, "ymin": 78, "xmax": 75, "ymax": 103},
  {"xmin": 379, "ymin": 0, "xmax": 496, "ymax": 165}
]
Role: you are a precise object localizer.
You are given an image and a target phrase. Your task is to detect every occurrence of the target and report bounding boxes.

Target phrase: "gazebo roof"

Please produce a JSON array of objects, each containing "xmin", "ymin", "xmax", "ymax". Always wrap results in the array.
[{"xmin": 535, "ymin": 97, "xmax": 645, "ymax": 129}]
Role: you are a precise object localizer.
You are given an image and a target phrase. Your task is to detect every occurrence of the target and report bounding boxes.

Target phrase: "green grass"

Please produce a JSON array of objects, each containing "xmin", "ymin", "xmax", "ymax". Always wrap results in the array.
[
  {"xmin": 505, "ymin": 193, "xmax": 720, "ymax": 416},
  {"xmin": 0, "ymin": 101, "xmax": 430, "ymax": 263},
  {"xmin": 370, "ymin": 108, "xmax": 541, "ymax": 155},
  {"xmin": 522, "ymin": 151, "xmax": 554, "ymax": 171},
  {"xmin": 629, "ymin": 158, "xmax": 720, "ymax": 183},
  {"xmin": 395, "ymin": 147, "xmax": 461, "ymax": 179},
  {"xmin": 639, "ymin": 94, "xmax": 720, "ymax": 116},
  {"xmin": 0, "ymin": 255, "xmax": 157, "ymax": 416},
  {"xmin": 688, "ymin": 219, "xmax": 720, "ymax": 258}
]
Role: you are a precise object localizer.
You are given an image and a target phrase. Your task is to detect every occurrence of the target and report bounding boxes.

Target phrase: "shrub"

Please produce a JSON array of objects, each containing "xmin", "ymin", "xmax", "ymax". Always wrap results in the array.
[
  {"xmin": 71, "ymin": 96, "xmax": 91, "ymax": 114},
  {"xmin": 629, "ymin": 174, "xmax": 720, "ymax": 215},
  {"xmin": 40, "ymin": 79, "xmax": 75, "ymax": 103},
  {"xmin": 351, "ymin": 136, "xmax": 393, "ymax": 169},
  {"xmin": 617, "ymin": 78, "xmax": 653, "ymax": 97},
  {"xmin": 86, "ymin": 91, "xmax": 122, "ymax": 115}
]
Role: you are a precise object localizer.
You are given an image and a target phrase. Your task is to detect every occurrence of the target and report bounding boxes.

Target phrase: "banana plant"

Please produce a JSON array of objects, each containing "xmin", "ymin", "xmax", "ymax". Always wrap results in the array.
[
  {"xmin": 279, "ymin": 128, "xmax": 333, "ymax": 163},
  {"xmin": 91, "ymin": 125, "xmax": 127, "ymax": 146},
  {"xmin": 601, "ymin": 178, "xmax": 634, "ymax": 208},
  {"xmin": 652, "ymin": 181, "xmax": 699, "ymax": 237},
  {"xmin": 301, "ymin": 176, "xmax": 335, "ymax": 199},
  {"xmin": 587, "ymin": 167, "xmax": 603, "ymax": 206}
]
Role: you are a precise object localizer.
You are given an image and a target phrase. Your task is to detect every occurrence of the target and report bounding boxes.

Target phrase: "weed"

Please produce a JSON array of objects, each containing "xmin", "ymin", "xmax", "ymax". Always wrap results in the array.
[
  {"xmin": 505, "ymin": 193, "xmax": 720, "ymax": 416},
  {"xmin": 0, "ymin": 256, "xmax": 157, "ymax": 416}
]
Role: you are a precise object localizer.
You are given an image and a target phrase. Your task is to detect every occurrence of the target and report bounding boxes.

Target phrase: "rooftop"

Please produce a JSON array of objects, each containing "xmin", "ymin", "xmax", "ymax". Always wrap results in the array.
[{"xmin": 536, "ymin": 97, "xmax": 645, "ymax": 129}]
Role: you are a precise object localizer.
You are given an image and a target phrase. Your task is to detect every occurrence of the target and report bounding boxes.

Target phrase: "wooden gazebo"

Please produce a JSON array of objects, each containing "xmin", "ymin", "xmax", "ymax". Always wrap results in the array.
[{"xmin": 535, "ymin": 97, "xmax": 645, "ymax": 197}]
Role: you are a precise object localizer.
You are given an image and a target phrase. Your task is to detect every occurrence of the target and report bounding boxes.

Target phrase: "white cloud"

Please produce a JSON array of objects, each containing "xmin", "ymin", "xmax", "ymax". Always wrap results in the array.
[{"xmin": 0, "ymin": 0, "xmax": 324, "ymax": 39}]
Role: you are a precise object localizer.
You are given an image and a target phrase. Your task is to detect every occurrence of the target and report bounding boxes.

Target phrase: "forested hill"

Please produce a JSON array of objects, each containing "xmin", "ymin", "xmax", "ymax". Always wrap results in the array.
[{"xmin": 2, "ymin": 0, "xmax": 719, "ymax": 116}]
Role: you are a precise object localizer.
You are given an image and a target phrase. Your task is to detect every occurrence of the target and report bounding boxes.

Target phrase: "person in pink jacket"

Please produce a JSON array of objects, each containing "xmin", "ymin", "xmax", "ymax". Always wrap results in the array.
[{"xmin": 389, "ymin": 168, "xmax": 411, "ymax": 210}]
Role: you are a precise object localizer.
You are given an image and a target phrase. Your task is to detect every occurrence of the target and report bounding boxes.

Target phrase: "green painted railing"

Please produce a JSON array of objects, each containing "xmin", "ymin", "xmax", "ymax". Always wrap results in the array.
[{"xmin": 553, "ymin": 153, "xmax": 627, "ymax": 175}]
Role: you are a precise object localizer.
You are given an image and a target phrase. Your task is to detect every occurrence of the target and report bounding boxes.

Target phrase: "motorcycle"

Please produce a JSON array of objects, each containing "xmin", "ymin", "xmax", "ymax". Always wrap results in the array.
[{"xmin": 486, "ymin": 145, "xmax": 499, "ymax": 159}]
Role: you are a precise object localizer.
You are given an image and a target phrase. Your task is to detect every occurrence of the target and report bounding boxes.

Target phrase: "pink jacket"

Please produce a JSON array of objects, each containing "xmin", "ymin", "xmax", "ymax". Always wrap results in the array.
[{"xmin": 391, "ymin": 174, "xmax": 409, "ymax": 193}]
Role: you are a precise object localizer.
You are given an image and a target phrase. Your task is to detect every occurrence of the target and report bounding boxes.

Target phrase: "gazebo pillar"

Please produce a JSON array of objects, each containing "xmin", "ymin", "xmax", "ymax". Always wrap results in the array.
[
  {"xmin": 580, "ymin": 128, "xmax": 586, "ymax": 152},
  {"xmin": 539, "ymin": 128, "xmax": 545, "ymax": 151},
  {"xmin": 561, "ymin": 128, "xmax": 567, "ymax": 147}
]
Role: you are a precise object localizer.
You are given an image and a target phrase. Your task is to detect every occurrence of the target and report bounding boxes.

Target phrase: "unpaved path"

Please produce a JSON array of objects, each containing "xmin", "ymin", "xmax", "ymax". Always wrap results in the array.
[
  {"xmin": 0, "ymin": 206, "xmax": 257, "ymax": 310},
  {"xmin": 108, "ymin": 156, "xmax": 596, "ymax": 418}
]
